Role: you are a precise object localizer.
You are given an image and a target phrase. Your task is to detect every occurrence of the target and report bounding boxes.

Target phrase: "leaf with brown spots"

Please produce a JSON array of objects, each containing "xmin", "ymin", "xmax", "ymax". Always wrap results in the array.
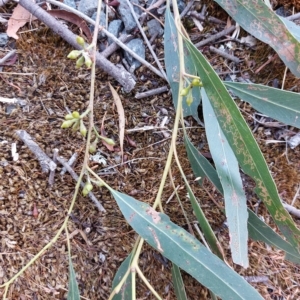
[{"xmin": 215, "ymin": 0, "xmax": 300, "ymax": 77}]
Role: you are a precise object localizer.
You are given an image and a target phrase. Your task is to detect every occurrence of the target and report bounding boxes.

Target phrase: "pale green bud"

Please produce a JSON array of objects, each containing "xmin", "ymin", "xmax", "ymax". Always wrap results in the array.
[
  {"xmin": 191, "ymin": 78, "xmax": 203, "ymax": 87},
  {"xmin": 76, "ymin": 36, "xmax": 85, "ymax": 47},
  {"xmin": 75, "ymin": 56, "xmax": 85, "ymax": 68},
  {"xmin": 72, "ymin": 111, "xmax": 80, "ymax": 118},
  {"xmin": 180, "ymin": 87, "xmax": 190, "ymax": 96},
  {"xmin": 101, "ymin": 136, "xmax": 115, "ymax": 146},
  {"xmin": 67, "ymin": 50, "xmax": 81, "ymax": 60},
  {"xmin": 65, "ymin": 113, "xmax": 74, "ymax": 120},
  {"xmin": 89, "ymin": 138, "xmax": 98, "ymax": 154},
  {"xmin": 82, "ymin": 183, "xmax": 93, "ymax": 196},
  {"xmin": 80, "ymin": 120, "xmax": 87, "ymax": 137},
  {"xmin": 61, "ymin": 119, "xmax": 76, "ymax": 128},
  {"xmin": 186, "ymin": 93, "xmax": 193, "ymax": 106}
]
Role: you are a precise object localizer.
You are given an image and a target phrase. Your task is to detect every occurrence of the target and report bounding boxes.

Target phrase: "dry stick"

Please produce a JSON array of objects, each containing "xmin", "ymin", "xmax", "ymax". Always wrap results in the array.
[
  {"xmin": 46, "ymin": 0, "xmax": 166, "ymax": 81},
  {"xmin": 16, "ymin": 130, "xmax": 57, "ymax": 173},
  {"xmin": 135, "ymin": 86, "xmax": 169, "ymax": 99},
  {"xmin": 189, "ymin": 11, "xmax": 226, "ymax": 25},
  {"xmin": 56, "ymin": 156, "xmax": 106, "ymax": 212},
  {"xmin": 180, "ymin": 0, "xmax": 195, "ymax": 19},
  {"xmin": 282, "ymin": 203, "xmax": 300, "ymax": 218},
  {"xmin": 101, "ymin": 34, "xmax": 133, "ymax": 58},
  {"xmin": 286, "ymin": 12, "xmax": 300, "ymax": 21},
  {"xmin": 0, "ymin": 50, "xmax": 16, "ymax": 65},
  {"xmin": 209, "ymin": 46, "xmax": 240, "ymax": 64},
  {"xmin": 19, "ymin": 0, "xmax": 136, "ymax": 93},
  {"xmin": 194, "ymin": 25, "xmax": 236, "ymax": 48},
  {"xmin": 60, "ymin": 152, "xmax": 79, "ymax": 175},
  {"xmin": 124, "ymin": 0, "xmax": 167, "ymax": 80},
  {"xmin": 48, "ymin": 148, "xmax": 59, "ymax": 186}
]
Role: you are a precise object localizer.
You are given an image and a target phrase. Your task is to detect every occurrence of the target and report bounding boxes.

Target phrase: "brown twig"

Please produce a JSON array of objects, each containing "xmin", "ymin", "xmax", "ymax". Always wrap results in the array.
[
  {"xmin": 194, "ymin": 25, "xmax": 236, "ymax": 48},
  {"xmin": 19, "ymin": 0, "xmax": 136, "ymax": 92},
  {"xmin": 56, "ymin": 156, "xmax": 106, "ymax": 212},
  {"xmin": 209, "ymin": 46, "xmax": 240, "ymax": 64},
  {"xmin": 16, "ymin": 130, "xmax": 57, "ymax": 173},
  {"xmin": 135, "ymin": 86, "xmax": 169, "ymax": 99},
  {"xmin": 48, "ymin": 148, "xmax": 59, "ymax": 185}
]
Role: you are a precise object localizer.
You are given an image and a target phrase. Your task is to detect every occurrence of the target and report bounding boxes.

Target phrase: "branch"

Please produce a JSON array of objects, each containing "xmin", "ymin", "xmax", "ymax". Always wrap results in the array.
[{"xmin": 18, "ymin": 0, "xmax": 136, "ymax": 92}]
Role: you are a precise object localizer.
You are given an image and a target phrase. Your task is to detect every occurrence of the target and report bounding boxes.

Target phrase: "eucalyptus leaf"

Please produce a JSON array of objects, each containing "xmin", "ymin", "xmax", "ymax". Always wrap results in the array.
[
  {"xmin": 67, "ymin": 257, "xmax": 80, "ymax": 300},
  {"xmin": 171, "ymin": 264, "xmax": 188, "ymax": 300},
  {"xmin": 224, "ymin": 82, "xmax": 300, "ymax": 129},
  {"xmin": 111, "ymin": 253, "xmax": 133, "ymax": 300},
  {"xmin": 185, "ymin": 38, "xmax": 300, "ymax": 250},
  {"xmin": 164, "ymin": 7, "xmax": 202, "ymax": 124},
  {"xmin": 214, "ymin": 0, "xmax": 300, "ymax": 77},
  {"xmin": 202, "ymin": 88, "xmax": 249, "ymax": 267},
  {"xmin": 108, "ymin": 188, "xmax": 263, "ymax": 299}
]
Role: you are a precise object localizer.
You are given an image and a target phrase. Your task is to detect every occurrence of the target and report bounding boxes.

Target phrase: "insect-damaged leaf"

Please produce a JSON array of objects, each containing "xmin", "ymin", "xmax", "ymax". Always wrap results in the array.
[
  {"xmin": 214, "ymin": 0, "xmax": 300, "ymax": 78},
  {"xmin": 185, "ymin": 38, "xmax": 300, "ymax": 251},
  {"xmin": 108, "ymin": 188, "xmax": 263, "ymax": 299}
]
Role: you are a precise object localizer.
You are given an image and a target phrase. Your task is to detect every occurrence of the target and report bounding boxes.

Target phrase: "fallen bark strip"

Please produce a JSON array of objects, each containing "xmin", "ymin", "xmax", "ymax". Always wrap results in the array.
[
  {"xmin": 56, "ymin": 156, "xmax": 106, "ymax": 212},
  {"xmin": 16, "ymin": 130, "xmax": 57, "ymax": 173},
  {"xmin": 19, "ymin": 0, "xmax": 136, "ymax": 92},
  {"xmin": 283, "ymin": 203, "xmax": 300, "ymax": 219},
  {"xmin": 209, "ymin": 46, "xmax": 240, "ymax": 64}
]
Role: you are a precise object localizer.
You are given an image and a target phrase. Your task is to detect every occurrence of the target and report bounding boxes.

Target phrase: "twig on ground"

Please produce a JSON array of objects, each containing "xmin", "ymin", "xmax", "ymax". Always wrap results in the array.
[
  {"xmin": 189, "ymin": 11, "xmax": 226, "ymax": 25},
  {"xmin": 194, "ymin": 25, "xmax": 236, "ymax": 48},
  {"xmin": 0, "ymin": 50, "xmax": 17, "ymax": 65},
  {"xmin": 56, "ymin": 156, "xmax": 106, "ymax": 212},
  {"xmin": 19, "ymin": 0, "xmax": 136, "ymax": 92},
  {"xmin": 100, "ymin": 34, "xmax": 133, "ymax": 58},
  {"xmin": 209, "ymin": 46, "xmax": 240, "ymax": 63},
  {"xmin": 48, "ymin": 148, "xmax": 59, "ymax": 186},
  {"xmin": 291, "ymin": 185, "xmax": 300, "ymax": 206},
  {"xmin": 286, "ymin": 12, "xmax": 300, "ymax": 21},
  {"xmin": 255, "ymin": 54, "xmax": 278, "ymax": 74},
  {"xmin": 45, "ymin": 0, "xmax": 166, "ymax": 80},
  {"xmin": 127, "ymin": 0, "xmax": 167, "ymax": 80},
  {"xmin": 135, "ymin": 86, "xmax": 169, "ymax": 99},
  {"xmin": 283, "ymin": 202, "xmax": 300, "ymax": 218},
  {"xmin": 243, "ymin": 276, "xmax": 269, "ymax": 283},
  {"xmin": 60, "ymin": 152, "xmax": 79, "ymax": 175},
  {"xmin": 180, "ymin": 0, "xmax": 195, "ymax": 19},
  {"xmin": 16, "ymin": 130, "xmax": 57, "ymax": 173}
]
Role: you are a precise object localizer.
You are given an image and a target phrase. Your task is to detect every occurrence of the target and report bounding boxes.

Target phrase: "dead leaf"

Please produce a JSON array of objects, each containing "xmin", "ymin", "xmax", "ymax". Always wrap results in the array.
[
  {"xmin": 7, "ymin": 3, "xmax": 37, "ymax": 39},
  {"xmin": 47, "ymin": 10, "xmax": 92, "ymax": 43},
  {"xmin": 109, "ymin": 83, "xmax": 125, "ymax": 162}
]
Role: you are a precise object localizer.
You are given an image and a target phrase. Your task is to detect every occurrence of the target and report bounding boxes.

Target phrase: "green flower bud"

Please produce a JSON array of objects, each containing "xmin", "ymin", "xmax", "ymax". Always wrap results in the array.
[
  {"xmin": 89, "ymin": 138, "xmax": 98, "ymax": 154},
  {"xmin": 65, "ymin": 113, "xmax": 74, "ymax": 120},
  {"xmin": 101, "ymin": 136, "xmax": 115, "ymax": 146},
  {"xmin": 191, "ymin": 78, "xmax": 203, "ymax": 87},
  {"xmin": 82, "ymin": 183, "xmax": 93, "ymax": 196},
  {"xmin": 84, "ymin": 55, "xmax": 92, "ymax": 68},
  {"xmin": 76, "ymin": 36, "xmax": 85, "ymax": 47},
  {"xmin": 72, "ymin": 111, "xmax": 80, "ymax": 118},
  {"xmin": 180, "ymin": 87, "xmax": 190, "ymax": 96},
  {"xmin": 75, "ymin": 56, "xmax": 85, "ymax": 69},
  {"xmin": 186, "ymin": 93, "xmax": 193, "ymax": 106},
  {"xmin": 80, "ymin": 120, "xmax": 87, "ymax": 137},
  {"xmin": 71, "ymin": 120, "xmax": 80, "ymax": 131},
  {"xmin": 67, "ymin": 50, "xmax": 81, "ymax": 60},
  {"xmin": 61, "ymin": 119, "xmax": 76, "ymax": 128}
]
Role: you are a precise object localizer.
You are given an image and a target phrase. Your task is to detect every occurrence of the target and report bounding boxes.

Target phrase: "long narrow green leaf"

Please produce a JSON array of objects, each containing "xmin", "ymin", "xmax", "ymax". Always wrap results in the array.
[
  {"xmin": 67, "ymin": 257, "xmax": 80, "ymax": 300},
  {"xmin": 185, "ymin": 39, "xmax": 300, "ymax": 250},
  {"xmin": 171, "ymin": 264, "xmax": 188, "ymax": 300},
  {"xmin": 164, "ymin": 7, "xmax": 202, "ymax": 124},
  {"xmin": 184, "ymin": 173, "xmax": 224, "ymax": 259},
  {"xmin": 202, "ymin": 88, "xmax": 249, "ymax": 267},
  {"xmin": 214, "ymin": 0, "xmax": 300, "ymax": 77},
  {"xmin": 224, "ymin": 82, "xmax": 300, "ymax": 128},
  {"xmin": 184, "ymin": 134, "xmax": 223, "ymax": 192},
  {"xmin": 111, "ymin": 253, "xmax": 133, "ymax": 300},
  {"xmin": 184, "ymin": 137, "xmax": 300, "ymax": 263},
  {"xmin": 109, "ymin": 188, "xmax": 263, "ymax": 299},
  {"xmin": 248, "ymin": 210, "xmax": 300, "ymax": 264}
]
